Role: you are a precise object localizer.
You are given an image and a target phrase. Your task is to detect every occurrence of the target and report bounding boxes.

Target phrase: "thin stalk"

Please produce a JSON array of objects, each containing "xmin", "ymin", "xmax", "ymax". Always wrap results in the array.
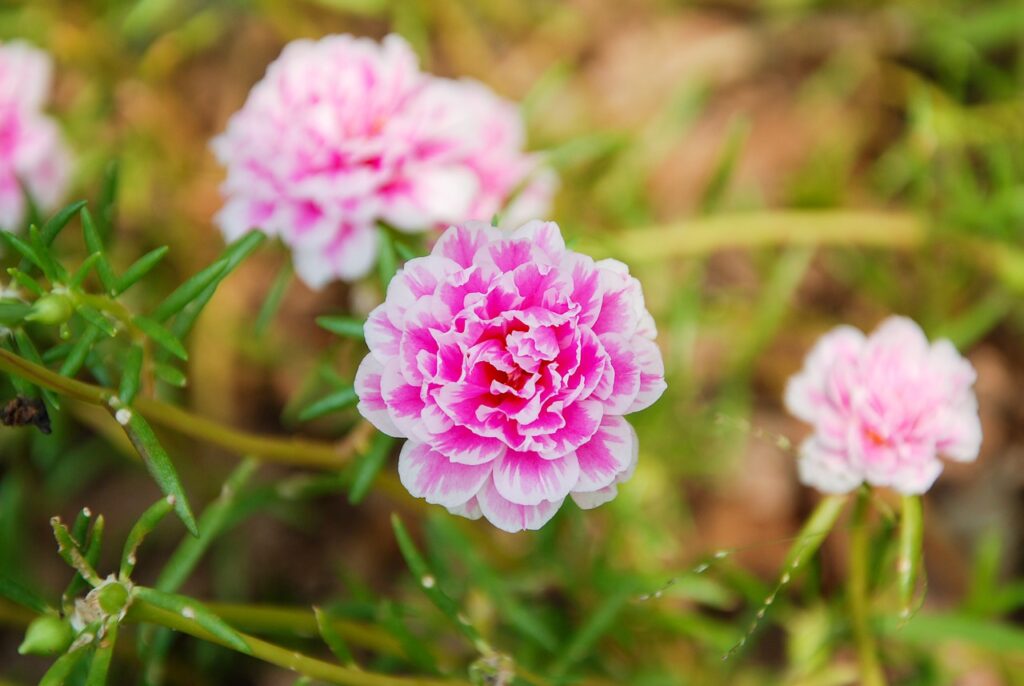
[
  {"xmin": 127, "ymin": 599, "xmax": 467, "ymax": 686},
  {"xmin": 575, "ymin": 210, "xmax": 926, "ymax": 263},
  {"xmin": 849, "ymin": 489, "xmax": 887, "ymax": 686},
  {"xmin": 204, "ymin": 602, "xmax": 404, "ymax": 657},
  {"xmin": 0, "ymin": 346, "xmax": 370, "ymax": 468}
]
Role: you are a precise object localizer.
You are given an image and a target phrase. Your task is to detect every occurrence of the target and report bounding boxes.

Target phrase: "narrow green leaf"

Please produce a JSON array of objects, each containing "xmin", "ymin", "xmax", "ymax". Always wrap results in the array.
[
  {"xmin": 133, "ymin": 587, "xmax": 252, "ymax": 654},
  {"xmin": 153, "ymin": 362, "xmax": 187, "ymax": 388},
  {"xmin": 39, "ymin": 647, "xmax": 89, "ymax": 686},
  {"xmin": 118, "ymin": 345, "xmax": 144, "ymax": 405},
  {"xmin": 0, "ymin": 228, "xmax": 44, "ymax": 270},
  {"xmin": 314, "ymin": 606, "xmax": 355, "ymax": 666},
  {"xmin": 28, "ymin": 224, "xmax": 66, "ymax": 282},
  {"xmin": 118, "ymin": 412, "xmax": 198, "ymax": 536},
  {"xmin": 0, "ymin": 575, "xmax": 51, "ymax": 614},
  {"xmin": 550, "ymin": 587, "xmax": 633, "ymax": 677},
  {"xmin": 64, "ymin": 514, "xmax": 105, "ymax": 606},
  {"xmin": 348, "ymin": 433, "xmax": 395, "ymax": 505},
  {"xmin": 898, "ymin": 495, "xmax": 924, "ymax": 618},
  {"xmin": 253, "ymin": 261, "xmax": 292, "ymax": 336},
  {"xmin": 13, "ymin": 329, "xmax": 59, "ymax": 410},
  {"xmin": 391, "ymin": 513, "xmax": 488, "ymax": 653},
  {"xmin": 70, "ymin": 508, "xmax": 93, "ymax": 548},
  {"xmin": 378, "ymin": 228, "xmax": 397, "ymax": 288},
  {"xmin": 80, "ymin": 209, "xmax": 117, "ymax": 295},
  {"xmin": 84, "ymin": 620, "xmax": 117, "ymax": 686},
  {"xmin": 69, "ymin": 253, "xmax": 102, "ymax": 289},
  {"xmin": 152, "ymin": 231, "xmax": 264, "ymax": 323},
  {"xmin": 133, "ymin": 315, "xmax": 188, "ymax": 361},
  {"xmin": 115, "ymin": 246, "xmax": 169, "ymax": 295},
  {"xmin": 155, "ymin": 459, "xmax": 258, "ymax": 593},
  {"xmin": 0, "ymin": 300, "xmax": 32, "ymax": 326},
  {"xmin": 7, "ymin": 267, "xmax": 45, "ymax": 296},
  {"xmin": 315, "ymin": 315, "xmax": 364, "ymax": 340},
  {"xmin": 76, "ymin": 305, "xmax": 117, "ymax": 337},
  {"xmin": 393, "ymin": 239, "xmax": 422, "ymax": 263},
  {"xmin": 50, "ymin": 517, "xmax": 101, "ymax": 587},
  {"xmin": 121, "ymin": 497, "xmax": 175, "ymax": 579},
  {"xmin": 40, "ymin": 200, "xmax": 87, "ymax": 245},
  {"xmin": 298, "ymin": 386, "xmax": 357, "ymax": 422},
  {"xmin": 59, "ymin": 326, "xmax": 101, "ymax": 377}
]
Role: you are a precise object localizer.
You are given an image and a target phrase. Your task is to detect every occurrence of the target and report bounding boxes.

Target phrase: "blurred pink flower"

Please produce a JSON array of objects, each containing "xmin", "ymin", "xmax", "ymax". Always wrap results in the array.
[
  {"xmin": 356, "ymin": 221, "xmax": 665, "ymax": 532},
  {"xmin": 0, "ymin": 41, "xmax": 72, "ymax": 230},
  {"xmin": 785, "ymin": 316, "xmax": 981, "ymax": 494},
  {"xmin": 212, "ymin": 34, "xmax": 553, "ymax": 288}
]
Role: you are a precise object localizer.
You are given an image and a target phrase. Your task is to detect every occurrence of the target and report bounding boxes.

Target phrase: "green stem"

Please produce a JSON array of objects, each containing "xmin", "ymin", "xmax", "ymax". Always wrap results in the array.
[
  {"xmin": 849, "ymin": 489, "xmax": 887, "ymax": 686},
  {"xmin": 203, "ymin": 602, "xmax": 404, "ymax": 657},
  {"xmin": 0, "ymin": 346, "xmax": 369, "ymax": 468},
  {"xmin": 128, "ymin": 600, "xmax": 467, "ymax": 686},
  {"xmin": 576, "ymin": 210, "xmax": 926, "ymax": 263}
]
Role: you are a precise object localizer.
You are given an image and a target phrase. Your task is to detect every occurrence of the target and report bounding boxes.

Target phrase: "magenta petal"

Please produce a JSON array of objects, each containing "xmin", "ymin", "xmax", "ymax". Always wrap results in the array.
[
  {"xmin": 571, "ymin": 485, "xmax": 617, "ymax": 510},
  {"xmin": 432, "ymin": 222, "xmax": 500, "ymax": 267},
  {"xmin": 427, "ymin": 424, "xmax": 507, "ymax": 466},
  {"xmin": 354, "ymin": 356, "xmax": 403, "ymax": 437},
  {"xmin": 628, "ymin": 336, "xmax": 667, "ymax": 413},
  {"xmin": 598, "ymin": 334, "xmax": 641, "ymax": 414},
  {"xmin": 398, "ymin": 442, "xmax": 493, "ymax": 508},
  {"xmin": 476, "ymin": 477, "xmax": 563, "ymax": 533},
  {"xmin": 492, "ymin": 451, "xmax": 580, "ymax": 506},
  {"xmin": 380, "ymin": 363, "xmax": 428, "ymax": 440},
  {"xmin": 574, "ymin": 416, "xmax": 637, "ymax": 492},
  {"xmin": 509, "ymin": 220, "xmax": 566, "ymax": 262},
  {"xmin": 365, "ymin": 305, "xmax": 402, "ymax": 361}
]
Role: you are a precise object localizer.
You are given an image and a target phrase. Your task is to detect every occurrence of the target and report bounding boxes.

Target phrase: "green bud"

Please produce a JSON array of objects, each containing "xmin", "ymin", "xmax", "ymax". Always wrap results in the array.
[
  {"xmin": 26, "ymin": 294, "xmax": 73, "ymax": 325},
  {"xmin": 96, "ymin": 581, "xmax": 130, "ymax": 616},
  {"xmin": 18, "ymin": 615, "xmax": 73, "ymax": 656}
]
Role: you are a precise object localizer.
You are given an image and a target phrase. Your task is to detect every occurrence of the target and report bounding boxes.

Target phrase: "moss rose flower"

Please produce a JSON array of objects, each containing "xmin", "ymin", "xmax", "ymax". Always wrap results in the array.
[
  {"xmin": 0, "ymin": 41, "xmax": 72, "ymax": 230},
  {"xmin": 212, "ymin": 34, "xmax": 553, "ymax": 288},
  {"xmin": 785, "ymin": 316, "xmax": 981, "ymax": 494},
  {"xmin": 356, "ymin": 221, "xmax": 666, "ymax": 531}
]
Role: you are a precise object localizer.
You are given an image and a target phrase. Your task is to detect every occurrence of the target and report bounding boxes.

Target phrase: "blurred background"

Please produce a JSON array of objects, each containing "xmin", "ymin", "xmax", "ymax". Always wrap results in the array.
[{"xmin": 1, "ymin": 0, "xmax": 1023, "ymax": 684}]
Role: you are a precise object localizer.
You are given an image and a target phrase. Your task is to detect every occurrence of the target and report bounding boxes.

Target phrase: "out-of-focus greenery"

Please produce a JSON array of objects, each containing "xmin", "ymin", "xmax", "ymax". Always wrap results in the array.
[{"xmin": 1, "ymin": 1, "xmax": 1023, "ymax": 685}]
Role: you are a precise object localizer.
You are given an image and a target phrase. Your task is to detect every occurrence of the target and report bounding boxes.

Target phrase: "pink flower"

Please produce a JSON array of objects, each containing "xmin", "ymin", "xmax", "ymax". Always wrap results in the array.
[
  {"xmin": 212, "ymin": 34, "xmax": 553, "ymax": 288},
  {"xmin": 785, "ymin": 316, "xmax": 981, "ymax": 495},
  {"xmin": 355, "ymin": 221, "xmax": 665, "ymax": 532},
  {"xmin": 0, "ymin": 41, "xmax": 72, "ymax": 230}
]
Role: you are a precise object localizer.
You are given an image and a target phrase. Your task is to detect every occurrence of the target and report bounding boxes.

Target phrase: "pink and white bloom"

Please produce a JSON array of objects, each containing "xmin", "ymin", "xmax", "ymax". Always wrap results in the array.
[
  {"xmin": 785, "ymin": 316, "xmax": 981, "ymax": 495},
  {"xmin": 212, "ymin": 34, "xmax": 553, "ymax": 289},
  {"xmin": 355, "ymin": 220, "xmax": 665, "ymax": 532},
  {"xmin": 0, "ymin": 41, "xmax": 72, "ymax": 230}
]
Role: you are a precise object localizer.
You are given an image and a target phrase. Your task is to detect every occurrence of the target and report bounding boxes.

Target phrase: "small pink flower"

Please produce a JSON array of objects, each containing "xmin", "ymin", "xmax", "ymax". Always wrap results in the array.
[
  {"xmin": 356, "ymin": 221, "xmax": 665, "ymax": 532},
  {"xmin": 0, "ymin": 41, "xmax": 72, "ymax": 230},
  {"xmin": 212, "ymin": 34, "xmax": 553, "ymax": 288},
  {"xmin": 785, "ymin": 316, "xmax": 981, "ymax": 495}
]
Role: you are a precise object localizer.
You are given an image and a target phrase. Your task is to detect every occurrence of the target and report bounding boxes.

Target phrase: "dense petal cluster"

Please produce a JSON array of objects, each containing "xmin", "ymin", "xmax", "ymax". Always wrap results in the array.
[
  {"xmin": 0, "ymin": 41, "xmax": 72, "ymax": 230},
  {"xmin": 785, "ymin": 316, "xmax": 981, "ymax": 494},
  {"xmin": 356, "ymin": 221, "xmax": 666, "ymax": 531},
  {"xmin": 212, "ymin": 34, "xmax": 553, "ymax": 288}
]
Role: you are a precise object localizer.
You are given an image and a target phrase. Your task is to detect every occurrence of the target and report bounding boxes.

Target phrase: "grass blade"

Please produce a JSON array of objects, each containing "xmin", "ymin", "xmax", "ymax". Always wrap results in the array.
[
  {"xmin": 121, "ymin": 497, "xmax": 176, "ymax": 579},
  {"xmin": 133, "ymin": 587, "xmax": 252, "ymax": 654},
  {"xmin": 898, "ymin": 495, "xmax": 923, "ymax": 619},
  {"xmin": 314, "ymin": 606, "xmax": 356, "ymax": 666},
  {"xmin": 133, "ymin": 315, "xmax": 188, "ymax": 361},
  {"xmin": 348, "ymin": 433, "xmax": 395, "ymax": 504},
  {"xmin": 40, "ymin": 200, "xmax": 87, "ymax": 245},
  {"xmin": 298, "ymin": 386, "xmax": 357, "ymax": 422},
  {"xmin": 117, "ymin": 412, "xmax": 198, "ymax": 536},
  {"xmin": 84, "ymin": 621, "xmax": 117, "ymax": 686},
  {"xmin": 118, "ymin": 345, "xmax": 144, "ymax": 405},
  {"xmin": 315, "ymin": 315, "xmax": 364, "ymax": 340},
  {"xmin": 80, "ymin": 209, "xmax": 117, "ymax": 295},
  {"xmin": 115, "ymin": 246, "xmax": 169, "ymax": 295}
]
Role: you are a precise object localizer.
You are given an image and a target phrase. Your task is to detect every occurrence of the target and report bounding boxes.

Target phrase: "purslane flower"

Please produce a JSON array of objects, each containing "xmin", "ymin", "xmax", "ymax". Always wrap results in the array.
[
  {"xmin": 785, "ymin": 316, "xmax": 981, "ymax": 495},
  {"xmin": 355, "ymin": 221, "xmax": 666, "ymax": 532},
  {"xmin": 212, "ymin": 34, "xmax": 553, "ymax": 288},
  {"xmin": 0, "ymin": 41, "xmax": 72, "ymax": 231}
]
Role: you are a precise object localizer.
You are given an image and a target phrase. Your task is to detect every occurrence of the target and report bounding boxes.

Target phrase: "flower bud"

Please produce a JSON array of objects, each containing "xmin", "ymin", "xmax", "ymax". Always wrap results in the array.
[
  {"xmin": 18, "ymin": 614, "xmax": 73, "ymax": 656},
  {"xmin": 26, "ymin": 294, "xmax": 72, "ymax": 325}
]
